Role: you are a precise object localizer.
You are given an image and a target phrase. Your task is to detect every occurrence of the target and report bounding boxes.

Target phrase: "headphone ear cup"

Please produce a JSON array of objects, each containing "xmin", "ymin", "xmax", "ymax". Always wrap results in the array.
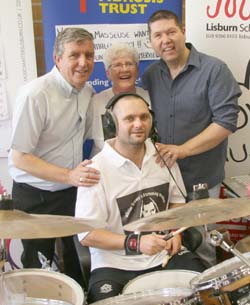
[
  {"xmin": 149, "ymin": 109, "xmax": 159, "ymax": 144},
  {"xmin": 101, "ymin": 110, "xmax": 117, "ymax": 141}
]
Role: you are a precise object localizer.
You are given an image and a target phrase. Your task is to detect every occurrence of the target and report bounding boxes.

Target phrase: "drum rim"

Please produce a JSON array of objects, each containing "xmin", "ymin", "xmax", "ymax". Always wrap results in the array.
[
  {"xmin": 24, "ymin": 296, "xmax": 73, "ymax": 305},
  {"xmin": 123, "ymin": 269, "xmax": 200, "ymax": 293},
  {"xmin": 191, "ymin": 252, "xmax": 250, "ymax": 291},
  {"xmin": 2, "ymin": 268, "xmax": 81, "ymax": 287},
  {"xmin": 91, "ymin": 288, "xmax": 196, "ymax": 305}
]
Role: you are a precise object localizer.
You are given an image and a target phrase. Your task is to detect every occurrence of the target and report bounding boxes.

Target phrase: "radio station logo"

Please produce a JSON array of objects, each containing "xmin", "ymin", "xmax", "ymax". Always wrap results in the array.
[
  {"xmin": 205, "ymin": 0, "xmax": 250, "ymax": 39},
  {"xmin": 206, "ymin": 0, "xmax": 249, "ymax": 21}
]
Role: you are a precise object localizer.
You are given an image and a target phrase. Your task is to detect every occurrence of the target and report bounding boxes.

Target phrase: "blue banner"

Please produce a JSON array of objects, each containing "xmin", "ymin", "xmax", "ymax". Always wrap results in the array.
[
  {"xmin": 42, "ymin": 0, "xmax": 182, "ymax": 93},
  {"xmin": 41, "ymin": 0, "xmax": 182, "ymax": 158}
]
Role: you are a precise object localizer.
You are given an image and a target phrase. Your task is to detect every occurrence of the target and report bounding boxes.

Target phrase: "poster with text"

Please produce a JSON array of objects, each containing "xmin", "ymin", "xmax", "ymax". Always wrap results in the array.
[
  {"xmin": 41, "ymin": 0, "xmax": 182, "ymax": 93},
  {"xmin": 186, "ymin": 0, "xmax": 250, "ymax": 177},
  {"xmin": 0, "ymin": 0, "xmax": 37, "ymax": 158}
]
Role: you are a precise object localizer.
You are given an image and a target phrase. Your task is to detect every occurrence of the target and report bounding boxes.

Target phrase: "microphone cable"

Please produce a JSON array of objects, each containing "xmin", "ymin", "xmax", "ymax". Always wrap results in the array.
[{"xmin": 153, "ymin": 142, "xmax": 187, "ymax": 201}]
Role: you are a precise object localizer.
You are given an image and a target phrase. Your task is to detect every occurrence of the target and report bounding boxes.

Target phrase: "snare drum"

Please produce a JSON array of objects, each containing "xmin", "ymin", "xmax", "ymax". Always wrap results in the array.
[
  {"xmin": 0, "ymin": 269, "xmax": 84, "ymax": 305},
  {"xmin": 191, "ymin": 252, "xmax": 250, "ymax": 305},
  {"xmin": 91, "ymin": 288, "xmax": 200, "ymax": 305},
  {"xmin": 123, "ymin": 270, "xmax": 200, "ymax": 294}
]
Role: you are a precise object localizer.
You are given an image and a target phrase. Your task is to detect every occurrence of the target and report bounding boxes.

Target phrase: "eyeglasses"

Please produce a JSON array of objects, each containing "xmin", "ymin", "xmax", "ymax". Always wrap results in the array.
[{"xmin": 109, "ymin": 62, "xmax": 137, "ymax": 71}]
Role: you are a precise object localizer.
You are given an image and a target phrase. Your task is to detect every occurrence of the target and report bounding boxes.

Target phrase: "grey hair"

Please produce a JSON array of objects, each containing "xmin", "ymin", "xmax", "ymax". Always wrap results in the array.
[
  {"xmin": 53, "ymin": 27, "xmax": 94, "ymax": 57},
  {"xmin": 103, "ymin": 43, "xmax": 139, "ymax": 70}
]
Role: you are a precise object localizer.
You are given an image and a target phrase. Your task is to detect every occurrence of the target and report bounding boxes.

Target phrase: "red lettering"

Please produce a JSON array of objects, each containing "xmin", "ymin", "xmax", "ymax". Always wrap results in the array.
[
  {"xmin": 207, "ymin": 0, "xmax": 222, "ymax": 18},
  {"xmin": 225, "ymin": 0, "xmax": 236, "ymax": 17},
  {"xmin": 206, "ymin": 0, "xmax": 250, "ymax": 21},
  {"xmin": 80, "ymin": 0, "xmax": 87, "ymax": 13},
  {"xmin": 239, "ymin": 0, "xmax": 250, "ymax": 21}
]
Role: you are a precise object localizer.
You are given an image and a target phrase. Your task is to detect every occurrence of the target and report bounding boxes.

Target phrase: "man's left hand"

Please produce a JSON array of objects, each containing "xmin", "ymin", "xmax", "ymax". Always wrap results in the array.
[{"xmin": 154, "ymin": 143, "xmax": 187, "ymax": 168}]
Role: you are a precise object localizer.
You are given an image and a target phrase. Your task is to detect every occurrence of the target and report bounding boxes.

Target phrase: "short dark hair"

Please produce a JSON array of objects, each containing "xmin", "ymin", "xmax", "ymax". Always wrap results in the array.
[{"xmin": 148, "ymin": 10, "xmax": 182, "ymax": 35}]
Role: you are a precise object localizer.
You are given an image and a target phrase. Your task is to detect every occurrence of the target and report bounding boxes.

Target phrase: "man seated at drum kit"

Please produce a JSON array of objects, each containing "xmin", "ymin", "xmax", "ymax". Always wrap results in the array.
[{"xmin": 75, "ymin": 92, "xmax": 207, "ymax": 303}]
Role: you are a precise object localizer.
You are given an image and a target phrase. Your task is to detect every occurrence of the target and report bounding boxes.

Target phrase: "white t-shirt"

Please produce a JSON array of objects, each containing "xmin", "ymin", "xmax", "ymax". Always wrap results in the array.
[
  {"xmin": 90, "ymin": 87, "xmax": 150, "ymax": 157},
  {"xmin": 76, "ymin": 139, "xmax": 186, "ymax": 271}
]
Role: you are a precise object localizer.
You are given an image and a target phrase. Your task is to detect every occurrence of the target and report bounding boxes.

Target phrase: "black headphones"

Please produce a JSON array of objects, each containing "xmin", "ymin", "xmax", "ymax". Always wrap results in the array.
[{"xmin": 101, "ymin": 92, "xmax": 159, "ymax": 143}]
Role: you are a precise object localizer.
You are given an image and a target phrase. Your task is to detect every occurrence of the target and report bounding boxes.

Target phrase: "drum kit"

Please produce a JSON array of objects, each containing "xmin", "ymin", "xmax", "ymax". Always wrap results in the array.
[
  {"xmin": 0, "ymin": 193, "xmax": 94, "ymax": 305},
  {"xmin": 1, "ymin": 194, "xmax": 250, "ymax": 304}
]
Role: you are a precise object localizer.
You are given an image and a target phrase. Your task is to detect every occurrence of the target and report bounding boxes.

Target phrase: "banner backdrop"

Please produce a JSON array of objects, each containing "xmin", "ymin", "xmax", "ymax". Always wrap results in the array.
[
  {"xmin": 0, "ymin": 0, "xmax": 37, "ymax": 193},
  {"xmin": 41, "ymin": 0, "xmax": 182, "ymax": 93},
  {"xmin": 0, "ymin": 0, "xmax": 37, "ymax": 158},
  {"xmin": 186, "ymin": 0, "xmax": 250, "ymax": 177}
]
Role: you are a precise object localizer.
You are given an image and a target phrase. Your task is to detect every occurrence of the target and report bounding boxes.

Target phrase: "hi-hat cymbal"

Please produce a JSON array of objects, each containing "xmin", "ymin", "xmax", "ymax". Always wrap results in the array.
[
  {"xmin": 0, "ymin": 209, "xmax": 94, "ymax": 239},
  {"xmin": 124, "ymin": 198, "xmax": 250, "ymax": 232},
  {"xmin": 235, "ymin": 235, "xmax": 250, "ymax": 253}
]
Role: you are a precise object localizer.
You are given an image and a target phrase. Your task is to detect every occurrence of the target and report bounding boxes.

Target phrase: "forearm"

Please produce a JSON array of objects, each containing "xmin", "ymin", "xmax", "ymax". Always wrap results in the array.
[
  {"xmin": 12, "ymin": 150, "xmax": 70, "ymax": 184},
  {"xmin": 81, "ymin": 229, "xmax": 181, "ymax": 256},
  {"xmin": 81, "ymin": 229, "xmax": 125, "ymax": 250},
  {"xmin": 181, "ymin": 123, "xmax": 231, "ymax": 158}
]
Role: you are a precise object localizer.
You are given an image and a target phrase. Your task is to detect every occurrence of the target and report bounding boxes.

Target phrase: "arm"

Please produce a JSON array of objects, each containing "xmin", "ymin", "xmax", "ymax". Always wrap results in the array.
[
  {"xmin": 155, "ymin": 122, "xmax": 231, "ymax": 167},
  {"xmin": 12, "ymin": 150, "xmax": 100, "ymax": 187},
  {"xmin": 11, "ymin": 86, "xmax": 100, "ymax": 186},
  {"xmin": 156, "ymin": 61, "xmax": 240, "ymax": 168},
  {"xmin": 81, "ymin": 229, "xmax": 181, "ymax": 256}
]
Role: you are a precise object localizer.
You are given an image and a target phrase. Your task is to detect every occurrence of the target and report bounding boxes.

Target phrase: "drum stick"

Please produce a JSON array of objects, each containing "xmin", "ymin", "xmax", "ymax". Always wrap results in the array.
[{"xmin": 163, "ymin": 227, "xmax": 189, "ymax": 241}]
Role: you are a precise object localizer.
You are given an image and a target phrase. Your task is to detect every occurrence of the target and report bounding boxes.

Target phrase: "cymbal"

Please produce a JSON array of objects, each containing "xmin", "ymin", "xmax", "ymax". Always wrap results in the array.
[
  {"xmin": 0, "ymin": 209, "xmax": 94, "ymax": 239},
  {"xmin": 235, "ymin": 235, "xmax": 250, "ymax": 253},
  {"xmin": 124, "ymin": 198, "xmax": 250, "ymax": 232}
]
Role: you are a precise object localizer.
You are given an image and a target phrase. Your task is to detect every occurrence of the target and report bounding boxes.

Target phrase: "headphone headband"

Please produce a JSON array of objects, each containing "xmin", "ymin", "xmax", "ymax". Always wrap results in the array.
[{"xmin": 105, "ymin": 92, "xmax": 150, "ymax": 110}]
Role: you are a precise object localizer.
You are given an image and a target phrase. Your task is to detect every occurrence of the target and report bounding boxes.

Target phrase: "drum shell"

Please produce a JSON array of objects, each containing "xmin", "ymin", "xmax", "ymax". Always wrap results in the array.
[
  {"xmin": 0, "ymin": 268, "xmax": 84, "ymax": 305},
  {"xmin": 191, "ymin": 252, "xmax": 250, "ymax": 305}
]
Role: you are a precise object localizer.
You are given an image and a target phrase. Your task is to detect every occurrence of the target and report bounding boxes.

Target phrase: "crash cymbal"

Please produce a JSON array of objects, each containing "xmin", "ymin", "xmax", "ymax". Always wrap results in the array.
[
  {"xmin": 0, "ymin": 209, "xmax": 94, "ymax": 239},
  {"xmin": 124, "ymin": 198, "xmax": 250, "ymax": 232},
  {"xmin": 235, "ymin": 235, "xmax": 250, "ymax": 253}
]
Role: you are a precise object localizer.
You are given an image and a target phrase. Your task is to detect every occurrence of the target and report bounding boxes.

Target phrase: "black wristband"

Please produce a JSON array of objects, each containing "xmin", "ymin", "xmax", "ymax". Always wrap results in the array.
[{"xmin": 124, "ymin": 233, "xmax": 141, "ymax": 255}]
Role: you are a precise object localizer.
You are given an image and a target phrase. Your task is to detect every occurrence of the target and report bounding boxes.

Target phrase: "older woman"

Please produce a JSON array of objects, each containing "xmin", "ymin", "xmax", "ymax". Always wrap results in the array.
[{"xmin": 90, "ymin": 43, "xmax": 150, "ymax": 156}]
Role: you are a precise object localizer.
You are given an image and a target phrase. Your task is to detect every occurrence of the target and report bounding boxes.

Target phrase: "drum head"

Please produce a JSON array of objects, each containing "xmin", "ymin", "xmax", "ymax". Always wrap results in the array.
[
  {"xmin": 91, "ymin": 288, "xmax": 199, "ymax": 305},
  {"xmin": 123, "ymin": 270, "xmax": 200, "ymax": 294},
  {"xmin": 191, "ymin": 252, "xmax": 250, "ymax": 291},
  {"xmin": 0, "ymin": 269, "xmax": 84, "ymax": 305},
  {"xmin": 21, "ymin": 297, "xmax": 72, "ymax": 305}
]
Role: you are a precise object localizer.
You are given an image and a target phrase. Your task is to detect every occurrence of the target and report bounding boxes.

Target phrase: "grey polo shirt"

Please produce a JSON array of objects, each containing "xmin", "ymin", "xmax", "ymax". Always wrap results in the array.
[
  {"xmin": 8, "ymin": 66, "xmax": 94, "ymax": 191},
  {"xmin": 142, "ymin": 44, "xmax": 241, "ymax": 193}
]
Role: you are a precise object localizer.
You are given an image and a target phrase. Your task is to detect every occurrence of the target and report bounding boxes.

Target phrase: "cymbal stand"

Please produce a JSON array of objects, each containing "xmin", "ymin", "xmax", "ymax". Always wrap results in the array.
[
  {"xmin": 0, "ymin": 192, "xmax": 12, "ymax": 272},
  {"xmin": 0, "ymin": 239, "xmax": 5, "ymax": 270},
  {"xmin": 0, "ymin": 239, "xmax": 6, "ymax": 305},
  {"xmin": 38, "ymin": 251, "xmax": 52, "ymax": 270},
  {"xmin": 208, "ymin": 229, "xmax": 250, "ymax": 268}
]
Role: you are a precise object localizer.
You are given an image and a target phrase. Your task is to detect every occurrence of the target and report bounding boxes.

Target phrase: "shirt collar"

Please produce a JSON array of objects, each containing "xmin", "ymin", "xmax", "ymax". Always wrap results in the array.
[
  {"xmin": 102, "ymin": 138, "xmax": 156, "ymax": 168},
  {"xmin": 185, "ymin": 43, "xmax": 200, "ymax": 69},
  {"xmin": 159, "ymin": 43, "xmax": 200, "ymax": 73}
]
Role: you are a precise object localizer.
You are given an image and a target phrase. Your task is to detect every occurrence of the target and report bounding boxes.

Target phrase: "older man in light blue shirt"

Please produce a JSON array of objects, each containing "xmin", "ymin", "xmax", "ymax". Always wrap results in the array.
[{"xmin": 8, "ymin": 28, "xmax": 100, "ymax": 286}]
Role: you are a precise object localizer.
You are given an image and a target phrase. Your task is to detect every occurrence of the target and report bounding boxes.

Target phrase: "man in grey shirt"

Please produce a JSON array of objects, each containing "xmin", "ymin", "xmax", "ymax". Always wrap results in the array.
[
  {"xmin": 8, "ymin": 28, "xmax": 100, "ymax": 285},
  {"xmin": 142, "ymin": 10, "xmax": 241, "ymax": 267}
]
